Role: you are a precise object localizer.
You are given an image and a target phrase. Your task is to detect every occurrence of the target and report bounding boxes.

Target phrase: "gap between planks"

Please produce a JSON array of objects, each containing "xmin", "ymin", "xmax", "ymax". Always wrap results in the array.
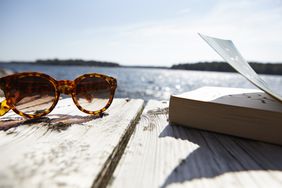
[
  {"xmin": 110, "ymin": 100, "xmax": 282, "ymax": 188},
  {"xmin": 0, "ymin": 98, "xmax": 144, "ymax": 188},
  {"xmin": 91, "ymin": 103, "xmax": 144, "ymax": 188}
]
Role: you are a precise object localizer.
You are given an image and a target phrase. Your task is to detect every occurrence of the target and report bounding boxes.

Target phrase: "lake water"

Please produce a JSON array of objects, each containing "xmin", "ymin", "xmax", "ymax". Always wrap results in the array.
[{"xmin": 1, "ymin": 64, "xmax": 282, "ymax": 101}]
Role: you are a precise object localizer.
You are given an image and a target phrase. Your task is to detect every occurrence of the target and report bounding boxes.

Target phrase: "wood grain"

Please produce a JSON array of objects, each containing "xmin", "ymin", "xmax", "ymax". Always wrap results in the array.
[
  {"xmin": 0, "ymin": 98, "xmax": 144, "ymax": 188},
  {"xmin": 110, "ymin": 100, "xmax": 282, "ymax": 188}
]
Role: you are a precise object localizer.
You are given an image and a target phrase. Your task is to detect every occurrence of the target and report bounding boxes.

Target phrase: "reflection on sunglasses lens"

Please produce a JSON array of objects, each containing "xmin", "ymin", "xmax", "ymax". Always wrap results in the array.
[
  {"xmin": 8, "ymin": 76, "xmax": 56, "ymax": 115},
  {"xmin": 76, "ymin": 77, "xmax": 111, "ymax": 112}
]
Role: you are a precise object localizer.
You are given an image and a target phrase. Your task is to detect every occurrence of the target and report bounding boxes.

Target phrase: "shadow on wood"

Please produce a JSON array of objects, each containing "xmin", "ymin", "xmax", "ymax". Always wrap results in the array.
[
  {"xmin": 0, "ymin": 113, "xmax": 107, "ymax": 131},
  {"xmin": 0, "ymin": 98, "xmax": 144, "ymax": 188},
  {"xmin": 159, "ymin": 124, "xmax": 282, "ymax": 187}
]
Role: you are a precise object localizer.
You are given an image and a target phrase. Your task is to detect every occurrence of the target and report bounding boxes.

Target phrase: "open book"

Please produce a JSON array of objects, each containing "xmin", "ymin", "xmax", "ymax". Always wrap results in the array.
[{"xmin": 169, "ymin": 34, "xmax": 282, "ymax": 145}]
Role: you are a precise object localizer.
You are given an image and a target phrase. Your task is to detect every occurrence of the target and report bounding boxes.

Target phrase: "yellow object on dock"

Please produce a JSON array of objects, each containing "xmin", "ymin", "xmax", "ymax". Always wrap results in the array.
[{"xmin": 0, "ymin": 98, "xmax": 282, "ymax": 188}]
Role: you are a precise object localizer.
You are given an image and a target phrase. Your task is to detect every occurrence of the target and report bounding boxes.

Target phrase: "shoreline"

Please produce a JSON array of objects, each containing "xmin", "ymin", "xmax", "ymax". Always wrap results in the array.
[{"xmin": 0, "ymin": 62, "xmax": 282, "ymax": 75}]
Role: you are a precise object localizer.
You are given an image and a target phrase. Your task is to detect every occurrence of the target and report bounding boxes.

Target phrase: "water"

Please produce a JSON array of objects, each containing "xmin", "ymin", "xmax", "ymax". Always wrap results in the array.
[{"xmin": 1, "ymin": 64, "xmax": 282, "ymax": 101}]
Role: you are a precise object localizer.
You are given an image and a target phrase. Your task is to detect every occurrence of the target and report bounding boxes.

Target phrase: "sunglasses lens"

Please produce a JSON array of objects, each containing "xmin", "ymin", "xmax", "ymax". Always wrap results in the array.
[
  {"xmin": 8, "ymin": 75, "xmax": 56, "ymax": 116},
  {"xmin": 75, "ymin": 76, "xmax": 112, "ymax": 112}
]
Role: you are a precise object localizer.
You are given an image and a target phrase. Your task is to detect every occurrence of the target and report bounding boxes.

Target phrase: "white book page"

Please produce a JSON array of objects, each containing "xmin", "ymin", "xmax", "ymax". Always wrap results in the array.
[{"xmin": 199, "ymin": 33, "xmax": 282, "ymax": 102}]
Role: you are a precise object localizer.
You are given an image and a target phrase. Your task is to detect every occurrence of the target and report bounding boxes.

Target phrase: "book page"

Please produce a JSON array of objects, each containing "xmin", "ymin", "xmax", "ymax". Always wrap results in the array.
[
  {"xmin": 199, "ymin": 33, "xmax": 282, "ymax": 102},
  {"xmin": 176, "ymin": 87, "xmax": 282, "ymax": 112}
]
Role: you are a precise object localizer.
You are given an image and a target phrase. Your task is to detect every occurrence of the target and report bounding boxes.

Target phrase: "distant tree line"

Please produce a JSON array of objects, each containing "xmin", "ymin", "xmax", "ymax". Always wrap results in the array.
[
  {"xmin": 171, "ymin": 61, "xmax": 282, "ymax": 75},
  {"xmin": 35, "ymin": 59, "xmax": 120, "ymax": 67},
  {"xmin": 1, "ymin": 59, "xmax": 120, "ymax": 67}
]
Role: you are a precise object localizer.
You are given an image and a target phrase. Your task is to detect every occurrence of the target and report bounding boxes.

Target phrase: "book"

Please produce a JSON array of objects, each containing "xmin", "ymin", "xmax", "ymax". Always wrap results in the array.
[
  {"xmin": 169, "ymin": 87, "xmax": 282, "ymax": 145},
  {"xmin": 169, "ymin": 34, "xmax": 282, "ymax": 145}
]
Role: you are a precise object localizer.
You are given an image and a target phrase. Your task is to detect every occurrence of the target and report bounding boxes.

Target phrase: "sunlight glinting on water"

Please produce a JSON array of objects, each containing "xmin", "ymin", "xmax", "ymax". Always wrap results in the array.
[{"xmin": 1, "ymin": 64, "xmax": 281, "ymax": 102}]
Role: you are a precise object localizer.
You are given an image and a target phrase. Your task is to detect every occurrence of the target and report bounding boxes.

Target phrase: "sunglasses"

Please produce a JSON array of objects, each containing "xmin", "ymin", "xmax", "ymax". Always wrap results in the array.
[{"xmin": 0, "ymin": 72, "xmax": 117, "ymax": 118}]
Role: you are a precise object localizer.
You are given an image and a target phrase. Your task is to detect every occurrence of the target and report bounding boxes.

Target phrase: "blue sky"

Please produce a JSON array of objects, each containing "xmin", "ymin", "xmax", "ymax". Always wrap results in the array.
[{"xmin": 0, "ymin": 0, "xmax": 282, "ymax": 66}]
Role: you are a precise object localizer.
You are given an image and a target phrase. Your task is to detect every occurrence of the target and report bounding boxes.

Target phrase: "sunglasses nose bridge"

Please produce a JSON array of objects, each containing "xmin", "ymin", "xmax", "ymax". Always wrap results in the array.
[{"xmin": 57, "ymin": 80, "xmax": 74, "ymax": 95}]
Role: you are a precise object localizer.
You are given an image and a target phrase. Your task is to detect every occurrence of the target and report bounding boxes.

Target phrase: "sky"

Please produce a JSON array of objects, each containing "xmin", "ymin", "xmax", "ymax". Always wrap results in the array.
[{"xmin": 0, "ymin": 0, "xmax": 282, "ymax": 66}]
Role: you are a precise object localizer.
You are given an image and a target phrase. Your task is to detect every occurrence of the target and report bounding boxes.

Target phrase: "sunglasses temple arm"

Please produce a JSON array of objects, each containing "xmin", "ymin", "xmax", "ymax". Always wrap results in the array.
[{"xmin": 0, "ymin": 99, "xmax": 11, "ymax": 116}]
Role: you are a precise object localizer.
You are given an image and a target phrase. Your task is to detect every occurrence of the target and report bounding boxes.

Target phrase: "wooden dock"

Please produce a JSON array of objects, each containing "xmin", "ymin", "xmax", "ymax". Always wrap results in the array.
[{"xmin": 1, "ymin": 98, "xmax": 282, "ymax": 188}]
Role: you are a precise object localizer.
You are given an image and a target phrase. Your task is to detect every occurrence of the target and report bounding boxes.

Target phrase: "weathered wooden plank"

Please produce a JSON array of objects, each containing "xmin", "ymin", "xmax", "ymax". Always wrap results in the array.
[
  {"xmin": 110, "ymin": 100, "xmax": 282, "ymax": 188},
  {"xmin": 0, "ymin": 98, "xmax": 144, "ymax": 188}
]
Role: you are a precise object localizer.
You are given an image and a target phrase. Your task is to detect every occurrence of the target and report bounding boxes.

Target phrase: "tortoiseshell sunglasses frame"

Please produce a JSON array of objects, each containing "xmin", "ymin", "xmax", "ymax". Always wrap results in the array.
[{"xmin": 0, "ymin": 72, "xmax": 117, "ymax": 118}]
